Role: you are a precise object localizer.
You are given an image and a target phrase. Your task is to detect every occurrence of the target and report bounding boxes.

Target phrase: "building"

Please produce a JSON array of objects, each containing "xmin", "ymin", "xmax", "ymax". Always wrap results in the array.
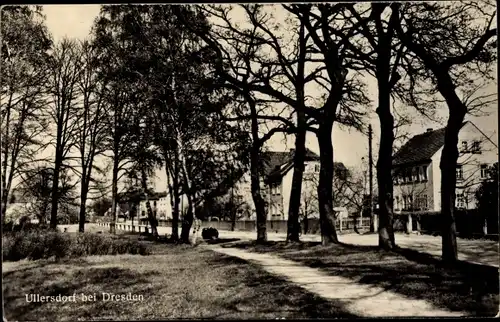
[
  {"xmin": 156, "ymin": 194, "xmax": 189, "ymax": 220},
  {"xmin": 392, "ymin": 121, "xmax": 498, "ymax": 214},
  {"xmin": 229, "ymin": 149, "xmax": 349, "ymax": 221}
]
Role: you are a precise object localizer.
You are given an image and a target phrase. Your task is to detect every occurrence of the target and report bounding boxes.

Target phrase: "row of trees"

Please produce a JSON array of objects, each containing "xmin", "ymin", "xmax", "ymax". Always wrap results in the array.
[
  {"xmin": 2, "ymin": 3, "xmax": 496, "ymax": 261},
  {"xmin": 176, "ymin": 2, "xmax": 496, "ymax": 262}
]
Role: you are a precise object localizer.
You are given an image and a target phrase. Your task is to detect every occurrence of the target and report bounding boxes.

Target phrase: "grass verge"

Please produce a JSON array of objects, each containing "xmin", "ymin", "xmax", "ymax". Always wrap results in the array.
[
  {"xmin": 3, "ymin": 240, "xmax": 357, "ymax": 320},
  {"xmin": 224, "ymin": 240, "xmax": 499, "ymax": 317}
]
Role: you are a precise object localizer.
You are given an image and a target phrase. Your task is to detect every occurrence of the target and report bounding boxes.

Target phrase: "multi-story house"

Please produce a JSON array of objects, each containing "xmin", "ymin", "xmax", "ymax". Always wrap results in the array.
[
  {"xmin": 392, "ymin": 121, "xmax": 497, "ymax": 214},
  {"xmin": 230, "ymin": 149, "xmax": 348, "ymax": 221}
]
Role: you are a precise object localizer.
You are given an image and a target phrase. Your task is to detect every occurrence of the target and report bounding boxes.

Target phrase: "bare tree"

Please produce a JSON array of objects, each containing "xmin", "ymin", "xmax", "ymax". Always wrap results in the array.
[
  {"xmin": 394, "ymin": 1, "xmax": 497, "ymax": 262},
  {"xmin": 180, "ymin": 4, "xmax": 369, "ymax": 244},
  {"xmin": 284, "ymin": 4, "xmax": 369, "ymax": 245},
  {"xmin": 1, "ymin": 6, "xmax": 52, "ymax": 222},
  {"xmin": 74, "ymin": 39, "xmax": 110, "ymax": 232},
  {"xmin": 46, "ymin": 38, "xmax": 83, "ymax": 229}
]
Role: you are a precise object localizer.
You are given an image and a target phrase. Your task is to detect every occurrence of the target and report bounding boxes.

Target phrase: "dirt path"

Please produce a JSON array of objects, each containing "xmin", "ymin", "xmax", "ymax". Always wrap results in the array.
[{"xmin": 206, "ymin": 245, "xmax": 468, "ymax": 317}]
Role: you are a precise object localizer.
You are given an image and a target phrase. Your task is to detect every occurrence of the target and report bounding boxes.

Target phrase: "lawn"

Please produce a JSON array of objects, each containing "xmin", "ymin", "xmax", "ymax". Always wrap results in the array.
[
  {"xmin": 3, "ymin": 236, "xmax": 357, "ymax": 321},
  {"xmin": 224, "ymin": 240, "xmax": 499, "ymax": 317}
]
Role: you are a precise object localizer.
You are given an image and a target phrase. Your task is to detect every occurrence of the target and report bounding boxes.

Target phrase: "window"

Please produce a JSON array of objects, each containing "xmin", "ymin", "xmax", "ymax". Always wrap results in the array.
[
  {"xmin": 314, "ymin": 164, "xmax": 320, "ymax": 172},
  {"xmin": 471, "ymin": 140, "xmax": 481, "ymax": 153},
  {"xmin": 404, "ymin": 168, "xmax": 412, "ymax": 183},
  {"xmin": 416, "ymin": 195, "xmax": 428, "ymax": 210},
  {"xmin": 480, "ymin": 164, "xmax": 488, "ymax": 179},
  {"xmin": 422, "ymin": 165, "xmax": 428, "ymax": 181},
  {"xmin": 422, "ymin": 195, "xmax": 428, "ymax": 209},
  {"xmin": 394, "ymin": 196, "xmax": 400, "ymax": 210},
  {"xmin": 412, "ymin": 167, "xmax": 419, "ymax": 182},
  {"xmin": 461, "ymin": 141, "xmax": 468, "ymax": 152},
  {"xmin": 402, "ymin": 196, "xmax": 408, "ymax": 210},
  {"xmin": 456, "ymin": 165, "xmax": 463, "ymax": 180},
  {"xmin": 271, "ymin": 184, "xmax": 281, "ymax": 196}
]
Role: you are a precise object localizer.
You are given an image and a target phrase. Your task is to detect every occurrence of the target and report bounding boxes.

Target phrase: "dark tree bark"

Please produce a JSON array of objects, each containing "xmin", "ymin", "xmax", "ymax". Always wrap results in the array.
[
  {"xmin": 140, "ymin": 169, "xmax": 159, "ymax": 238},
  {"xmin": 250, "ymin": 144, "xmax": 267, "ymax": 243},
  {"xmin": 394, "ymin": 7, "xmax": 496, "ymax": 262},
  {"xmin": 180, "ymin": 196, "xmax": 194, "ymax": 243},
  {"xmin": 286, "ymin": 21, "xmax": 308, "ymax": 243},
  {"xmin": 165, "ymin": 164, "xmax": 179, "ymax": 241},
  {"xmin": 249, "ymin": 100, "xmax": 268, "ymax": 244},
  {"xmin": 109, "ymin": 153, "xmax": 119, "ymax": 234},
  {"xmin": 375, "ymin": 10, "xmax": 398, "ymax": 249},
  {"xmin": 287, "ymin": 118, "xmax": 306, "ymax": 243},
  {"xmin": 437, "ymin": 85, "xmax": 467, "ymax": 263},
  {"xmin": 78, "ymin": 179, "xmax": 90, "ymax": 233},
  {"xmin": 376, "ymin": 100, "xmax": 396, "ymax": 249},
  {"xmin": 49, "ymin": 152, "xmax": 62, "ymax": 229},
  {"xmin": 316, "ymin": 120, "xmax": 339, "ymax": 245}
]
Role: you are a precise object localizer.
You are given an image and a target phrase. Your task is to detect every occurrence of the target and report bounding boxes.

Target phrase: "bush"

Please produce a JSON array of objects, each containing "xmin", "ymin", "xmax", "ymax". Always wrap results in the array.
[
  {"xmin": 2, "ymin": 229, "xmax": 72, "ymax": 261},
  {"xmin": 202, "ymin": 227, "xmax": 219, "ymax": 240},
  {"xmin": 2, "ymin": 229, "xmax": 151, "ymax": 262}
]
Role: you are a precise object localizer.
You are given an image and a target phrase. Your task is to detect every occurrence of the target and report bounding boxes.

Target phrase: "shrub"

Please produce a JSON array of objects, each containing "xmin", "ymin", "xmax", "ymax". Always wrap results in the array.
[
  {"xmin": 2, "ymin": 229, "xmax": 72, "ymax": 261},
  {"xmin": 2, "ymin": 230, "xmax": 151, "ymax": 262}
]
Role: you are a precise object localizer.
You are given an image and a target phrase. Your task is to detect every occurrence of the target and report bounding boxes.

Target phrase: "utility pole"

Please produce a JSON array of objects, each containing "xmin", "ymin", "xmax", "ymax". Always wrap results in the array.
[{"xmin": 368, "ymin": 124, "xmax": 375, "ymax": 232}]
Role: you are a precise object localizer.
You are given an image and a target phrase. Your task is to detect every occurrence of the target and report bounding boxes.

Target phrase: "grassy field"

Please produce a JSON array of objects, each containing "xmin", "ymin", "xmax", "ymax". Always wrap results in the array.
[
  {"xmin": 3, "ymin": 236, "xmax": 357, "ymax": 320},
  {"xmin": 224, "ymin": 241, "xmax": 499, "ymax": 317}
]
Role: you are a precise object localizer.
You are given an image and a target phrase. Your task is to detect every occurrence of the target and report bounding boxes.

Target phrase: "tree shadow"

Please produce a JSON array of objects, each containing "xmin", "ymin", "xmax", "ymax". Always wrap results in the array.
[
  {"xmin": 4, "ymin": 264, "xmax": 160, "ymax": 322},
  {"xmin": 199, "ymin": 255, "xmax": 359, "ymax": 319},
  {"xmin": 224, "ymin": 241, "xmax": 499, "ymax": 316}
]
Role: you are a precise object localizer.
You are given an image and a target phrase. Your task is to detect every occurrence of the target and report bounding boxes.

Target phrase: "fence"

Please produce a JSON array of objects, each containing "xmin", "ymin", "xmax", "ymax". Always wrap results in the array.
[
  {"xmin": 136, "ymin": 217, "xmax": 372, "ymax": 235},
  {"xmin": 393, "ymin": 209, "xmax": 496, "ymax": 237}
]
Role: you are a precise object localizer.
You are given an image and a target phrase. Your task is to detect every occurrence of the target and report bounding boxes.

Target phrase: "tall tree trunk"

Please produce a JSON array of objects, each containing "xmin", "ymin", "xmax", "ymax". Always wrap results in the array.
[
  {"xmin": 287, "ymin": 20, "xmax": 307, "ymax": 243},
  {"xmin": 78, "ymin": 177, "xmax": 89, "ymax": 233},
  {"xmin": 165, "ymin": 165, "xmax": 179, "ymax": 241},
  {"xmin": 180, "ymin": 196, "xmax": 194, "ymax": 243},
  {"xmin": 109, "ymin": 156, "xmax": 119, "ymax": 234},
  {"xmin": 1, "ymin": 93, "xmax": 13, "ymax": 225},
  {"xmin": 250, "ymin": 143, "xmax": 267, "ymax": 243},
  {"xmin": 140, "ymin": 169, "xmax": 158, "ymax": 238},
  {"xmin": 438, "ymin": 90, "xmax": 467, "ymax": 263},
  {"xmin": 316, "ymin": 121, "xmax": 339, "ymax": 245},
  {"xmin": 172, "ymin": 177, "xmax": 180, "ymax": 241},
  {"xmin": 1, "ymin": 192, "xmax": 8, "ymax": 225},
  {"xmin": 375, "ymin": 34, "xmax": 397, "ymax": 248},
  {"xmin": 177, "ymin": 131, "xmax": 195, "ymax": 244},
  {"xmin": 49, "ymin": 153, "xmax": 62, "ymax": 229},
  {"xmin": 376, "ymin": 91, "xmax": 396, "ymax": 249},
  {"xmin": 247, "ymin": 93, "xmax": 267, "ymax": 243},
  {"xmin": 430, "ymin": 71, "xmax": 468, "ymax": 263},
  {"xmin": 287, "ymin": 113, "xmax": 306, "ymax": 242}
]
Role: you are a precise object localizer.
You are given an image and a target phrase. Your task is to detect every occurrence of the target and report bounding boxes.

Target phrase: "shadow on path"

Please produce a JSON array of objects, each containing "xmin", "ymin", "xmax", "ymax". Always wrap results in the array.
[{"xmin": 223, "ymin": 240, "xmax": 499, "ymax": 317}]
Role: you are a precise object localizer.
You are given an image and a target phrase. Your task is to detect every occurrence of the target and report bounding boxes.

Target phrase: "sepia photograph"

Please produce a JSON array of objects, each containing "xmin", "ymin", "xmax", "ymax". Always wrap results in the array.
[{"xmin": 1, "ymin": 2, "xmax": 498, "ymax": 320}]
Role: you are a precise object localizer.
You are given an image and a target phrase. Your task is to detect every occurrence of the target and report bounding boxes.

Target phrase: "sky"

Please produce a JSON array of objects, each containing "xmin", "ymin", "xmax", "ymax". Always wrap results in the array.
[{"xmin": 41, "ymin": 4, "xmax": 498, "ymax": 192}]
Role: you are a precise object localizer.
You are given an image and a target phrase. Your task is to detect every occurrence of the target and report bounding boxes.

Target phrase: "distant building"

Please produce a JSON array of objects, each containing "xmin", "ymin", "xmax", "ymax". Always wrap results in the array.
[
  {"xmin": 392, "ymin": 121, "xmax": 498, "ymax": 213},
  {"xmin": 228, "ymin": 149, "xmax": 349, "ymax": 221}
]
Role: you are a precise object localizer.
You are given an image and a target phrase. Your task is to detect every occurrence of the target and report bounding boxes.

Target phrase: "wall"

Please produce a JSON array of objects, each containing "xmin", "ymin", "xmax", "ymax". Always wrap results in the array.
[
  {"xmin": 282, "ymin": 161, "xmax": 320, "ymax": 221},
  {"xmin": 456, "ymin": 122, "xmax": 498, "ymax": 209},
  {"xmin": 431, "ymin": 122, "xmax": 498, "ymax": 212},
  {"xmin": 393, "ymin": 161, "xmax": 434, "ymax": 213},
  {"xmin": 431, "ymin": 147, "xmax": 442, "ymax": 211}
]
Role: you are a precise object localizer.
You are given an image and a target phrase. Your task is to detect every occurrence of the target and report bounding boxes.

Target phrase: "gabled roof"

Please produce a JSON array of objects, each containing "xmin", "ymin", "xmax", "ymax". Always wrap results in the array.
[
  {"xmin": 262, "ymin": 149, "xmax": 320, "ymax": 181},
  {"xmin": 392, "ymin": 121, "xmax": 482, "ymax": 166},
  {"xmin": 393, "ymin": 127, "xmax": 446, "ymax": 166}
]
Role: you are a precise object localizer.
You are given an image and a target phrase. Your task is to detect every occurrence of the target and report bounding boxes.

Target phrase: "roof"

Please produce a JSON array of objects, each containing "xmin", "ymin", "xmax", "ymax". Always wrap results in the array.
[
  {"xmin": 393, "ymin": 127, "xmax": 446, "ymax": 166},
  {"xmin": 262, "ymin": 149, "xmax": 320, "ymax": 180},
  {"xmin": 392, "ymin": 122, "xmax": 475, "ymax": 166}
]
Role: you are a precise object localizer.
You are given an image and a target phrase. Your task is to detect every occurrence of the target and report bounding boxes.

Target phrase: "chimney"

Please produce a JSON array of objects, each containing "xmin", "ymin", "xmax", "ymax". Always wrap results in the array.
[{"xmin": 426, "ymin": 128, "xmax": 433, "ymax": 133}]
